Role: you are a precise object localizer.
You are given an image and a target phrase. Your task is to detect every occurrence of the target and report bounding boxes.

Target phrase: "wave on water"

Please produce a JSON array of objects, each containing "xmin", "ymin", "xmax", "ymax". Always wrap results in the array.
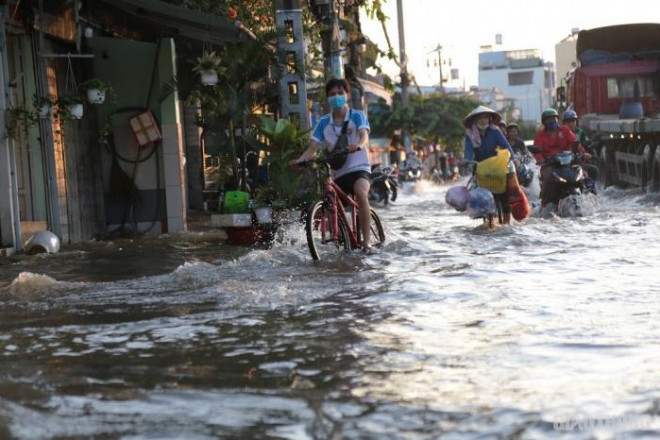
[{"xmin": 2, "ymin": 272, "xmax": 61, "ymax": 299}]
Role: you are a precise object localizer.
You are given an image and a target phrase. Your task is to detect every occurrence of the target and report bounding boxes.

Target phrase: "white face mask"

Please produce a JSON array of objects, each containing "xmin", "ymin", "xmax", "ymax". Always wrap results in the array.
[{"xmin": 477, "ymin": 122, "xmax": 489, "ymax": 130}]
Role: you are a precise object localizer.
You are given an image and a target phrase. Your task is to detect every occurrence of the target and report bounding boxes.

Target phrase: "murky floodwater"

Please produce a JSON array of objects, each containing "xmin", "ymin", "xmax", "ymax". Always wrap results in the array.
[{"xmin": 1, "ymin": 176, "xmax": 659, "ymax": 439}]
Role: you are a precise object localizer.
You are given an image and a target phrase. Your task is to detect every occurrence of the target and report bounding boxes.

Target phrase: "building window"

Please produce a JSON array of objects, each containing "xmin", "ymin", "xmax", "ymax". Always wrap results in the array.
[
  {"xmin": 509, "ymin": 71, "xmax": 533, "ymax": 86},
  {"xmin": 607, "ymin": 76, "xmax": 655, "ymax": 99}
]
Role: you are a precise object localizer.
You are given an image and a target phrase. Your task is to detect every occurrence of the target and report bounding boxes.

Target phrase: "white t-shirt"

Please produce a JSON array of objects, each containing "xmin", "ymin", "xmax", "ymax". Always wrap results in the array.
[{"xmin": 311, "ymin": 108, "xmax": 371, "ymax": 178}]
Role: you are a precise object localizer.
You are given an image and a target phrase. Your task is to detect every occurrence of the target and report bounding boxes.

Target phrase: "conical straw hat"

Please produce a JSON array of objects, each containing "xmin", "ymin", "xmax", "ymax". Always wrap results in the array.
[{"xmin": 463, "ymin": 105, "xmax": 501, "ymax": 128}]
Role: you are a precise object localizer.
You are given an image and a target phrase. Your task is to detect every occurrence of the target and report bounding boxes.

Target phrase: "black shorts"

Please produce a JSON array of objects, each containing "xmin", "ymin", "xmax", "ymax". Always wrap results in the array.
[{"xmin": 334, "ymin": 170, "xmax": 371, "ymax": 196}]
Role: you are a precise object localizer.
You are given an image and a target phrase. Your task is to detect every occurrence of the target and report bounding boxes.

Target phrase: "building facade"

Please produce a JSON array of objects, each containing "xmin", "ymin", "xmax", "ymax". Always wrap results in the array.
[
  {"xmin": 0, "ymin": 0, "xmax": 242, "ymax": 255},
  {"xmin": 478, "ymin": 48, "xmax": 555, "ymax": 123},
  {"xmin": 555, "ymin": 31, "xmax": 579, "ymax": 87}
]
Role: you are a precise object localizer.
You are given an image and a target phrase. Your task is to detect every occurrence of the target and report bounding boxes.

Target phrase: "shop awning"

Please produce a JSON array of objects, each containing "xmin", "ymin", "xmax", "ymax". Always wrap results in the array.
[{"xmin": 98, "ymin": 0, "xmax": 243, "ymax": 45}]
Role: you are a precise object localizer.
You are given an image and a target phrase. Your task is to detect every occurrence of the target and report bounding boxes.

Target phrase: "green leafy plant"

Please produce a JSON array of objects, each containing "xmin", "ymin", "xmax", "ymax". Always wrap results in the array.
[
  {"xmin": 32, "ymin": 94, "xmax": 55, "ymax": 117},
  {"xmin": 5, "ymin": 105, "xmax": 36, "ymax": 139},
  {"xmin": 56, "ymin": 92, "xmax": 84, "ymax": 107},
  {"xmin": 244, "ymin": 116, "xmax": 314, "ymax": 209},
  {"xmin": 79, "ymin": 78, "xmax": 116, "ymax": 104},
  {"xmin": 55, "ymin": 92, "xmax": 85, "ymax": 120},
  {"xmin": 193, "ymin": 51, "xmax": 223, "ymax": 74},
  {"xmin": 79, "ymin": 78, "xmax": 113, "ymax": 92}
]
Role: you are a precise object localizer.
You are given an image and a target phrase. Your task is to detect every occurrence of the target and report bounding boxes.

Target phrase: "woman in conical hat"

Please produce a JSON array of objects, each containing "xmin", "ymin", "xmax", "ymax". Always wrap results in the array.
[
  {"xmin": 463, "ymin": 105, "xmax": 516, "ymax": 224},
  {"xmin": 463, "ymin": 105, "xmax": 501, "ymax": 128}
]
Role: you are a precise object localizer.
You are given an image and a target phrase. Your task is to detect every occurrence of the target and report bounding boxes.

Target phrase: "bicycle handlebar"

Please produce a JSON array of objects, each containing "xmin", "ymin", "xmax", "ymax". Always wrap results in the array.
[{"xmin": 292, "ymin": 147, "xmax": 361, "ymax": 168}]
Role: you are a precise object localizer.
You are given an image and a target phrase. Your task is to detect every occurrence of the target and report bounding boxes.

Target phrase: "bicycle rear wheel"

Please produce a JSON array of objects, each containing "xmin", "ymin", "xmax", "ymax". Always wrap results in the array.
[
  {"xmin": 306, "ymin": 201, "xmax": 350, "ymax": 261},
  {"xmin": 356, "ymin": 208, "xmax": 386, "ymax": 248}
]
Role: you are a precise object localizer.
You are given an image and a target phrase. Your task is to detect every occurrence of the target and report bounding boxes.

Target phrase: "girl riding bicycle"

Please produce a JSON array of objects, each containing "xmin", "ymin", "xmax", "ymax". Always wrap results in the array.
[{"xmin": 290, "ymin": 78, "xmax": 374, "ymax": 253}]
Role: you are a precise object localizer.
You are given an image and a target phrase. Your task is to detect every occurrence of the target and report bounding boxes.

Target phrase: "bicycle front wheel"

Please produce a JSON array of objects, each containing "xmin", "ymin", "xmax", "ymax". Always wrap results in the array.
[
  {"xmin": 356, "ymin": 208, "xmax": 386, "ymax": 249},
  {"xmin": 306, "ymin": 201, "xmax": 350, "ymax": 261}
]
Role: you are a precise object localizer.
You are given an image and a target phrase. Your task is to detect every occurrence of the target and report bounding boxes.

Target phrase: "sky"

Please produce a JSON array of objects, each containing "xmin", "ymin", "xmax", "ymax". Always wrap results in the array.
[{"xmin": 360, "ymin": 0, "xmax": 660, "ymax": 89}]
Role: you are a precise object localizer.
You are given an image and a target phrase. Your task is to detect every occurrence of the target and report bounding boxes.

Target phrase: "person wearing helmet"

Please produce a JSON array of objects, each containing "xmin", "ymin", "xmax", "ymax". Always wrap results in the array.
[
  {"xmin": 532, "ymin": 108, "xmax": 584, "ymax": 207},
  {"xmin": 532, "ymin": 108, "xmax": 580, "ymax": 162},
  {"xmin": 463, "ymin": 105, "xmax": 516, "ymax": 224},
  {"xmin": 404, "ymin": 149, "xmax": 422, "ymax": 181},
  {"xmin": 562, "ymin": 109, "xmax": 597, "ymax": 184},
  {"xmin": 561, "ymin": 109, "xmax": 592, "ymax": 153}
]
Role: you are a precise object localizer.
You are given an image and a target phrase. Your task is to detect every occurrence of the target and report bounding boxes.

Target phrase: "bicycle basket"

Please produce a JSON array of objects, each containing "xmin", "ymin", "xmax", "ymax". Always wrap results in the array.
[{"xmin": 476, "ymin": 148, "xmax": 510, "ymax": 194}]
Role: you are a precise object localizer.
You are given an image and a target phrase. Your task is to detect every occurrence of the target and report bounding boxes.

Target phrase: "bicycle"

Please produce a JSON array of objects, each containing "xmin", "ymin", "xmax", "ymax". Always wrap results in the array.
[{"xmin": 297, "ymin": 157, "xmax": 386, "ymax": 261}]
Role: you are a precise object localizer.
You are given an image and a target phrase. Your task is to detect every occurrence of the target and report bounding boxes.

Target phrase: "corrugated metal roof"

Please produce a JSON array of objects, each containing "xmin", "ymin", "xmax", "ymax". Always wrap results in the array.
[{"xmin": 98, "ymin": 0, "xmax": 242, "ymax": 44}]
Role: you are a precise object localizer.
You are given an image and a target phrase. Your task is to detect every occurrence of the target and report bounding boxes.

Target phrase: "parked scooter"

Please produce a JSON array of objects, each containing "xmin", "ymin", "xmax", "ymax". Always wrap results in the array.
[
  {"xmin": 384, "ymin": 165, "xmax": 398, "ymax": 202},
  {"xmin": 369, "ymin": 163, "xmax": 398, "ymax": 205}
]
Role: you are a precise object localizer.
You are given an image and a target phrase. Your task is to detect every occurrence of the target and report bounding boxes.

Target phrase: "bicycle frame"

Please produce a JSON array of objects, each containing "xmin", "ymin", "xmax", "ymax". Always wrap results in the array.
[{"xmin": 321, "ymin": 174, "xmax": 361, "ymax": 249}]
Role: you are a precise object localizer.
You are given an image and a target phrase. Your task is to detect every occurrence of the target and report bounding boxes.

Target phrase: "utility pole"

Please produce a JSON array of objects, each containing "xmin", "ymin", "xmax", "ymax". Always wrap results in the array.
[
  {"xmin": 428, "ymin": 44, "xmax": 444, "ymax": 93},
  {"xmin": 275, "ymin": 0, "xmax": 309, "ymax": 129},
  {"xmin": 396, "ymin": 0, "xmax": 408, "ymax": 108},
  {"xmin": 396, "ymin": 0, "xmax": 410, "ymax": 152}
]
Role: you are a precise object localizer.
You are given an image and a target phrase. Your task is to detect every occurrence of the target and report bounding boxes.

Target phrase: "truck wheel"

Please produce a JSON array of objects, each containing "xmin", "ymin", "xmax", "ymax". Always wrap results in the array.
[
  {"xmin": 652, "ymin": 149, "xmax": 660, "ymax": 193},
  {"xmin": 598, "ymin": 146, "xmax": 617, "ymax": 188},
  {"xmin": 641, "ymin": 144, "xmax": 653, "ymax": 193}
]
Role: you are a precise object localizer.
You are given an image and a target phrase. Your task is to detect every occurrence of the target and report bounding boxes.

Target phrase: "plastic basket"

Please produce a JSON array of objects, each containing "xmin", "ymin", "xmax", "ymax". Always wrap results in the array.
[{"xmin": 223, "ymin": 191, "xmax": 250, "ymax": 213}]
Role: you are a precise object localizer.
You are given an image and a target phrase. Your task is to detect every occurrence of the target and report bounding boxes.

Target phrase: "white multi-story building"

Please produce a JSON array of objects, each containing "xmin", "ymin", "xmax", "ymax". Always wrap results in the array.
[
  {"xmin": 478, "ymin": 48, "xmax": 555, "ymax": 123},
  {"xmin": 555, "ymin": 30, "xmax": 579, "ymax": 86}
]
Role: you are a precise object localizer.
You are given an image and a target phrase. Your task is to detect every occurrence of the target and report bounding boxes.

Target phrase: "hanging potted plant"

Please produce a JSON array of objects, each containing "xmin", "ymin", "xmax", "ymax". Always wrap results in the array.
[
  {"xmin": 56, "ymin": 92, "xmax": 85, "ymax": 119},
  {"xmin": 193, "ymin": 51, "xmax": 223, "ymax": 86},
  {"xmin": 79, "ymin": 78, "xmax": 115, "ymax": 104},
  {"xmin": 32, "ymin": 94, "xmax": 55, "ymax": 119}
]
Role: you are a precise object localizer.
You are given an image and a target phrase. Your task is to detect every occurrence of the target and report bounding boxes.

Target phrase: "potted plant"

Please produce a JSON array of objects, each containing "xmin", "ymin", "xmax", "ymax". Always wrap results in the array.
[
  {"xmin": 56, "ymin": 92, "xmax": 85, "ymax": 119},
  {"xmin": 252, "ymin": 186, "xmax": 279, "ymax": 224},
  {"xmin": 32, "ymin": 94, "xmax": 55, "ymax": 119},
  {"xmin": 193, "ymin": 51, "xmax": 223, "ymax": 86},
  {"xmin": 244, "ymin": 117, "xmax": 317, "ymax": 218},
  {"xmin": 79, "ymin": 78, "xmax": 115, "ymax": 104}
]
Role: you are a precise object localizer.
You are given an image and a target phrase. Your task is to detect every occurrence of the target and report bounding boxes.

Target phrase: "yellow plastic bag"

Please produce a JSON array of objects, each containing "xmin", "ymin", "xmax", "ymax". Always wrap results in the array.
[{"xmin": 476, "ymin": 148, "xmax": 510, "ymax": 194}]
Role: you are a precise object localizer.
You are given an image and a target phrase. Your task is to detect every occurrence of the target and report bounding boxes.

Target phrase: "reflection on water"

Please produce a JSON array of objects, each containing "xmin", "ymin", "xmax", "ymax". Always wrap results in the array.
[{"xmin": 1, "ymin": 181, "xmax": 659, "ymax": 439}]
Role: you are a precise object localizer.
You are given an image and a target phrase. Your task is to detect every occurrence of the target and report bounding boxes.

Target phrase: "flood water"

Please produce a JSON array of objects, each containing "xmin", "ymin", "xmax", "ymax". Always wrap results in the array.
[{"xmin": 1, "ymin": 179, "xmax": 659, "ymax": 439}]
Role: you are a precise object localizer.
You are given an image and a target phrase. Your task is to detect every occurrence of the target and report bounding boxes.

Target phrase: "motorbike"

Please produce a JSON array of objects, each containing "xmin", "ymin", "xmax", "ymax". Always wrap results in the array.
[
  {"xmin": 400, "ymin": 166, "xmax": 422, "ymax": 183},
  {"xmin": 369, "ymin": 163, "xmax": 398, "ymax": 205},
  {"xmin": 514, "ymin": 154, "xmax": 534, "ymax": 188},
  {"xmin": 540, "ymin": 151, "xmax": 597, "ymax": 217},
  {"xmin": 385, "ymin": 166, "xmax": 398, "ymax": 202}
]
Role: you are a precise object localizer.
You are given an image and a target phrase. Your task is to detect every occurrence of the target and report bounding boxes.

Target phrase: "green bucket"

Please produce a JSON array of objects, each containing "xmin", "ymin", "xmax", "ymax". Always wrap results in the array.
[{"xmin": 223, "ymin": 191, "xmax": 250, "ymax": 213}]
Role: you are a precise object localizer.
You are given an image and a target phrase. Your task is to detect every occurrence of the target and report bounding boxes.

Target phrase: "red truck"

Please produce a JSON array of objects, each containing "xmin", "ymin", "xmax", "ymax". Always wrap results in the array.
[{"xmin": 563, "ymin": 23, "xmax": 660, "ymax": 192}]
